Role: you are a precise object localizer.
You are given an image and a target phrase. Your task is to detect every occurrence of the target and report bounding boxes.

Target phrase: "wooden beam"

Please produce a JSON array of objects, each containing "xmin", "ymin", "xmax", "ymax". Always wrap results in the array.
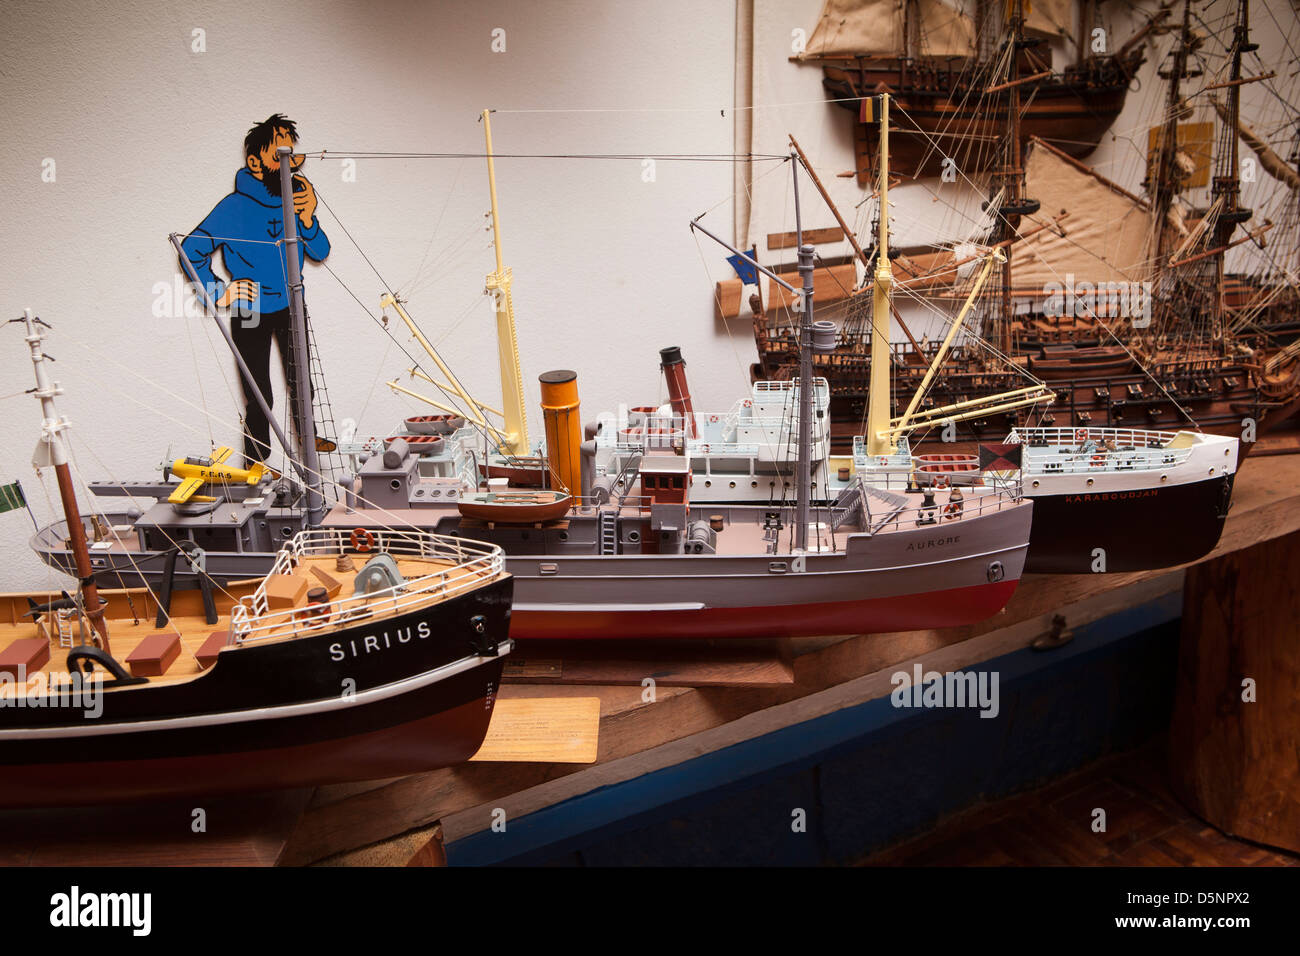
[
  {"xmin": 766, "ymin": 226, "xmax": 845, "ymax": 250},
  {"xmin": 985, "ymin": 70, "xmax": 1053, "ymax": 95},
  {"xmin": 1203, "ymin": 71, "xmax": 1275, "ymax": 91}
]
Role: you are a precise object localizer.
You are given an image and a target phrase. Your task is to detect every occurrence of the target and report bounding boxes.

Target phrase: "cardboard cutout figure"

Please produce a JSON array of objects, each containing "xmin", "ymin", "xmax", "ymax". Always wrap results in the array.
[{"xmin": 180, "ymin": 114, "xmax": 331, "ymax": 467}]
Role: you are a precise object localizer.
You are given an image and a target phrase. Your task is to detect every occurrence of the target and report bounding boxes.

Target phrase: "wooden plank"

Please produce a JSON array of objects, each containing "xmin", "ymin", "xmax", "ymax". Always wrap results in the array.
[
  {"xmin": 502, "ymin": 641, "xmax": 794, "ymax": 688},
  {"xmin": 469, "ymin": 697, "xmax": 600, "ymax": 764},
  {"xmin": 715, "ymin": 263, "xmax": 858, "ymax": 319},
  {"xmin": 1168, "ymin": 527, "xmax": 1300, "ymax": 854},
  {"xmin": 766, "ymin": 226, "xmax": 845, "ymax": 250}
]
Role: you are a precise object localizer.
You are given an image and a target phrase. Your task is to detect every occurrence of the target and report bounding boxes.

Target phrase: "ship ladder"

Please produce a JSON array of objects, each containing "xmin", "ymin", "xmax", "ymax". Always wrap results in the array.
[{"xmin": 598, "ymin": 509, "xmax": 619, "ymax": 555}]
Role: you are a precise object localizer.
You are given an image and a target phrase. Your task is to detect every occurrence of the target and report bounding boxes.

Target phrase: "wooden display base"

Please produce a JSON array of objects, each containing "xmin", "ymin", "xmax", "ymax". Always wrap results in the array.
[{"xmin": 1168, "ymin": 526, "xmax": 1300, "ymax": 854}]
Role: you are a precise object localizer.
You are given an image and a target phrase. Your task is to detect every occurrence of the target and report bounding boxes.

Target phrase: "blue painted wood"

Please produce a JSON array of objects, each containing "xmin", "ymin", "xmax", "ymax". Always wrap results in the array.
[{"xmin": 446, "ymin": 590, "xmax": 1182, "ymax": 866}]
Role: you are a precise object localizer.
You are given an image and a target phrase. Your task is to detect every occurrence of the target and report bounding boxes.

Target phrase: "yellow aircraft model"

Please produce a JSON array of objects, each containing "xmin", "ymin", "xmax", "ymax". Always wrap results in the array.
[{"xmin": 166, "ymin": 447, "xmax": 267, "ymax": 504}]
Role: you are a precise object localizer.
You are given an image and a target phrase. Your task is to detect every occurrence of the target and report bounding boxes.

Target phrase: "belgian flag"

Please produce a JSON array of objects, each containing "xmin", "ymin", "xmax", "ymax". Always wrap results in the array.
[{"xmin": 0, "ymin": 480, "xmax": 25, "ymax": 515}]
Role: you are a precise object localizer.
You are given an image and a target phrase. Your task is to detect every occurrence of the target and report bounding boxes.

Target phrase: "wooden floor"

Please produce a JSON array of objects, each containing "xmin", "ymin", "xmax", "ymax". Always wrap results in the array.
[{"xmin": 859, "ymin": 741, "xmax": 1300, "ymax": 867}]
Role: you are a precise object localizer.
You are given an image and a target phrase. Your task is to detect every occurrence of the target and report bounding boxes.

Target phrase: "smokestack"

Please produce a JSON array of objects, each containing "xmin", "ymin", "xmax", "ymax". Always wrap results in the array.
[
  {"xmin": 659, "ymin": 346, "xmax": 697, "ymax": 438},
  {"xmin": 539, "ymin": 370, "xmax": 583, "ymax": 496}
]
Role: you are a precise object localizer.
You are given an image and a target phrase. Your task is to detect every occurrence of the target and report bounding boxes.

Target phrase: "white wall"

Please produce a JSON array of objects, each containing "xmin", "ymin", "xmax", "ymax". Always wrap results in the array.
[
  {"xmin": 0, "ymin": 0, "xmax": 741, "ymax": 589},
  {"xmin": 2, "ymin": 0, "xmax": 1295, "ymax": 590}
]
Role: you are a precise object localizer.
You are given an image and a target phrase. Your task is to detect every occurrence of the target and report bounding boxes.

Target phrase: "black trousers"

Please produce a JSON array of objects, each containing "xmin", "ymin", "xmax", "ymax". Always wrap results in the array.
[{"xmin": 230, "ymin": 307, "xmax": 311, "ymax": 468}]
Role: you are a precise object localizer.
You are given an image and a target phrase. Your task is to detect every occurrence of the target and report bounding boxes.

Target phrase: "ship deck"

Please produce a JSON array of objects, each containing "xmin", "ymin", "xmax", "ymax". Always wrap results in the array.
[{"xmin": 0, "ymin": 554, "xmax": 494, "ymax": 696}]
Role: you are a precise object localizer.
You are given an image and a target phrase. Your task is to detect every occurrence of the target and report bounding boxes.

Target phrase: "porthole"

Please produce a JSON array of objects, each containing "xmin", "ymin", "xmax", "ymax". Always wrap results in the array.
[
  {"xmin": 627, "ymin": 530, "xmax": 641, "ymax": 543},
  {"xmin": 1086, "ymin": 478, "xmax": 1094, "ymax": 487},
  {"xmin": 389, "ymin": 479, "xmax": 402, "ymax": 491},
  {"xmin": 1031, "ymin": 479, "xmax": 1040, "ymax": 488},
  {"xmin": 729, "ymin": 481, "xmax": 737, "ymax": 489}
]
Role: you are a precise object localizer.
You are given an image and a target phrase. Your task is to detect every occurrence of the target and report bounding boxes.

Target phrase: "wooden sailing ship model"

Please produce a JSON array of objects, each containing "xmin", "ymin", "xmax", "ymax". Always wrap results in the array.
[
  {"xmin": 748, "ymin": 0, "xmax": 1300, "ymax": 454},
  {"xmin": 798, "ymin": 0, "xmax": 1164, "ymax": 181}
]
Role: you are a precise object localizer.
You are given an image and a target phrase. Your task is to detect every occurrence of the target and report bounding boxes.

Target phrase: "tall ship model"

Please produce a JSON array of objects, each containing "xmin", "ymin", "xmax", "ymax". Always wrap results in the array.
[
  {"xmin": 797, "ymin": 0, "xmax": 1165, "ymax": 181},
  {"xmin": 30, "ymin": 109, "xmax": 1037, "ymax": 641},
  {"xmin": 740, "ymin": 0, "xmax": 1300, "ymax": 453},
  {"xmin": 2, "ymin": 311, "xmax": 513, "ymax": 807}
]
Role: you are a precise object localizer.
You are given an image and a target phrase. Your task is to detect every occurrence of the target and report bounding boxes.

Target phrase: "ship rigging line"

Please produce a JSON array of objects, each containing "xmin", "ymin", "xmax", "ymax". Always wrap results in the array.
[
  {"xmin": 887, "ymin": 100, "xmax": 1203, "ymax": 430},
  {"xmin": 53, "ymin": 333, "xmax": 448, "ymax": 550},
  {"xmin": 311, "ymin": 188, "xmax": 508, "ymax": 455},
  {"xmin": 311, "ymin": 182, "xmax": 563, "ymax": 482},
  {"xmin": 301, "ymin": 151, "xmax": 790, "ymax": 163}
]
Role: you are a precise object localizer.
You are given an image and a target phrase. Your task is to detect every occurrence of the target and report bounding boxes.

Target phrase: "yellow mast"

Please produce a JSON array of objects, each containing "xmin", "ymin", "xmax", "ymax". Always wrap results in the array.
[
  {"xmin": 482, "ymin": 108, "xmax": 530, "ymax": 457},
  {"xmin": 866, "ymin": 94, "xmax": 895, "ymax": 457}
]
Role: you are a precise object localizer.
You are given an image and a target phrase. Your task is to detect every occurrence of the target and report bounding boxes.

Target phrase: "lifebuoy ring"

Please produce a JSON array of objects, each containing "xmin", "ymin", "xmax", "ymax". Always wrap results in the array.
[
  {"xmin": 700, "ymin": 443, "xmax": 711, "ymax": 454},
  {"xmin": 877, "ymin": 456, "xmax": 889, "ymax": 467},
  {"xmin": 1090, "ymin": 454, "xmax": 1107, "ymax": 467},
  {"xmin": 350, "ymin": 527, "xmax": 376, "ymax": 553},
  {"xmin": 934, "ymin": 475, "xmax": 951, "ymax": 489},
  {"xmin": 1074, "ymin": 428, "xmax": 1088, "ymax": 443},
  {"xmin": 742, "ymin": 399, "xmax": 752, "ymax": 408},
  {"xmin": 708, "ymin": 414, "xmax": 720, "ymax": 424},
  {"xmin": 943, "ymin": 502, "xmax": 962, "ymax": 519}
]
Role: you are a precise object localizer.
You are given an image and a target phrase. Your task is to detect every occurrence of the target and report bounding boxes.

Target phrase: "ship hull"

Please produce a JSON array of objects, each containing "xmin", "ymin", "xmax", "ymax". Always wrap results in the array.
[
  {"xmin": 38, "ymin": 503, "xmax": 1033, "ymax": 641},
  {"xmin": 1024, "ymin": 472, "xmax": 1234, "ymax": 574},
  {"xmin": 0, "ymin": 579, "xmax": 512, "ymax": 808}
]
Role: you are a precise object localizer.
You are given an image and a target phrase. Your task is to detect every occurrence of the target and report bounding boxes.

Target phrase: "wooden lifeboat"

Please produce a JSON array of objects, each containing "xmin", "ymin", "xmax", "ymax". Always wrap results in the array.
[
  {"xmin": 404, "ymin": 414, "xmax": 465, "ymax": 435},
  {"xmin": 457, "ymin": 490, "xmax": 573, "ymax": 524}
]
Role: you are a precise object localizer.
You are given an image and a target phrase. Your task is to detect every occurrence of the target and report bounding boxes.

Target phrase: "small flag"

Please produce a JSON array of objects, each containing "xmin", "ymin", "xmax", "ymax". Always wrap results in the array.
[
  {"xmin": 726, "ymin": 248, "xmax": 759, "ymax": 286},
  {"xmin": 860, "ymin": 96, "xmax": 878, "ymax": 124},
  {"xmin": 979, "ymin": 443, "xmax": 1023, "ymax": 472},
  {"xmin": 0, "ymin": 480, "xmax": 26, "ymax": 515}
]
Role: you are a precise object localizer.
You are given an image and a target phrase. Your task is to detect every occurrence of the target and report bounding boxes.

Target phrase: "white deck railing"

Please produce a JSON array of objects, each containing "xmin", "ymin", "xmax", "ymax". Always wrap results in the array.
[
  {"xmin": 1010, "ymin": 426, "xmax": 1194, "ymax": 475},
  {"xmin": 229, "ymin": 529, "xmax": 504, "ymax": 644}
]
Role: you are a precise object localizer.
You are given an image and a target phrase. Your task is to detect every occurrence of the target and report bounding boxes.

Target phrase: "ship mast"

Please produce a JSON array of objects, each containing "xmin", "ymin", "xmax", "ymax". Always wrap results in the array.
[
  {"xmin": 18, "ymin": 309, "xmax": 111, "ymax": 652},
  {"xmin": 1209, "ymin": 0, "xmax": 1256, "ymax": 340},
  {"xmin": 992, "ymin": 0, "xmax": 1038, "ymax": 358},
  {"xmin": 277, "ymin": 147, "xmax": 326, "ymax": 527},
  {"xmin": 482, "ymin": 109, "xmax": 530, "ymax": 458},
  {"xmin": 1153, "ymin": 0, "xmax": 1195, "ymax": 266},
  {"xmin": 866, "ymin": 93, "xmax": 897, "ymax": 458}
]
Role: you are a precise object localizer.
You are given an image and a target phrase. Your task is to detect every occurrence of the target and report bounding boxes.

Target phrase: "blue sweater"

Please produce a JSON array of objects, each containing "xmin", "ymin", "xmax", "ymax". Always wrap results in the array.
[{"xmin": 180, "ymin": 168, "xmax": 330, "ymax": 314}]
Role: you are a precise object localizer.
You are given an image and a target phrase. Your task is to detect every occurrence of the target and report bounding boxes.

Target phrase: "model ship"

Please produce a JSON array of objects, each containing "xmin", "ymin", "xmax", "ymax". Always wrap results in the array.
[
  {"xmin": 30, "ymin": 112, "xmax": 1036, "ymax": 641},
  {"xmin": 1, "ymin": 311, "xmax": 513, "ymax": 807},
  {"xmin": 798, "ymin": 0, "xmax": 1165, "ymax": 180},
  {"xmin": 746, "ymin": 0, "xmax": 1300, "ymax": 453},
  {"xmin": 621, "ymin": 93, "xmax": 1240, "ymax": 574}
]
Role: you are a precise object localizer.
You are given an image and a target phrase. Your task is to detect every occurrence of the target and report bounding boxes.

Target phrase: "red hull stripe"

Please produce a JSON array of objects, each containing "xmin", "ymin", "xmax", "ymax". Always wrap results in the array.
[{"xmin": 511, "ymin": 580, "xmax": 1020, "ymax": 640}]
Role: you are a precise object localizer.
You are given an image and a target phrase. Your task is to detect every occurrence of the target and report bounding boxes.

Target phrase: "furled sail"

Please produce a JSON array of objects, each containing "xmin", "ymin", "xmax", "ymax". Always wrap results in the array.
[
  {"xmin": 1008, "ymin": 138, "xmax": 1155, "ymax": 290},
  {"xmin": 917, "ymin": 0, "xmax": 977, "ymax": 56},
  {"xmin": 802, "ymin": 0, "xmax": 976, "ymax": 58},
  {"xmin": 1023, "ymin": 0, "xmax": 1074, "ymax": 42},
  {"xmin": 803, "ymin": 0, "xmax": 905, "ymax": 57}
]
